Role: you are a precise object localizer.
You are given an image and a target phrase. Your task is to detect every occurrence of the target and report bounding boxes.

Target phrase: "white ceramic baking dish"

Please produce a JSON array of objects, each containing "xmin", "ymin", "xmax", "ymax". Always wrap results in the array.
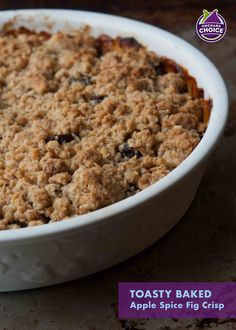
[{"xmin": 0, "ymin": 9, "xmax": 228, "ymax": 292}]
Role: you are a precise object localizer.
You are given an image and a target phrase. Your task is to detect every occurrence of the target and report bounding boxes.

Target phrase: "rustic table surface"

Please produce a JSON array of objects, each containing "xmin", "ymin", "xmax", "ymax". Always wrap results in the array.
[{"xmin": 0, "ymin": 1, "xmax": 236, "ymax": 329}]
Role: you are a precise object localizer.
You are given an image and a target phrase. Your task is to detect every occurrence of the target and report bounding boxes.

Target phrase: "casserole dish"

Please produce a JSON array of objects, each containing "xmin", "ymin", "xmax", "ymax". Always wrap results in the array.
[{"xmin": 0, "ymin": 9, "xmax": 228, "ymax": 291}]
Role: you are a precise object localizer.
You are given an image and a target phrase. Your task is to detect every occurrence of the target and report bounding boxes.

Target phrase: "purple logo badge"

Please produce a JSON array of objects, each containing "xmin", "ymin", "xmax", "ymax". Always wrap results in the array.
[{"xmin": 196, "ymin": 9, "xmax": 227, "ymax": 43}]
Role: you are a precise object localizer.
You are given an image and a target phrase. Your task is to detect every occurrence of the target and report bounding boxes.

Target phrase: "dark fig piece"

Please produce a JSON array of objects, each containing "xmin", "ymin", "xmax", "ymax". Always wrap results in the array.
[
  {"xmin": 90, "ymin": 95, "xmax": 106, "ymax": 105},
  {"xmin": 69, "ymin": 75, "xmax": 92, "ymax": 86},
  {"xmin": 154, "ymin": 64, "xmax": 165, "ymax": 76},
  {"xmin": 46, "ymin": 133, "xmax": 78, "ymax": 145},
  {"xmin": 125, "ymin": 183, "xmax": 140, "ymax": 196},
  {"xmin": 11, "ymin": 220, "xmax": 28, "ymax": 228},
  {"xmin": 40, "ymin": 215, "xmax": 51, "ymax": 224},
  {"xmin": 79, "ymin": 75, "xmax": 92, "ymax": 86},
  {"xmin": 121, "ymin": 143, "xmax": 142, "ymax": 159},
  {"xmin": 118, "ymin": 37, "xmax": 141, "ymax": 50}
]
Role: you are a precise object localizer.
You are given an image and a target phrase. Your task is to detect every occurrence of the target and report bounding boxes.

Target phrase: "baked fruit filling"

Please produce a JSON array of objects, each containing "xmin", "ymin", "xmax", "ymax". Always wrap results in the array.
[{"xmin": 0, "ymin": 26, "xmax": 211, "ymax": 229}]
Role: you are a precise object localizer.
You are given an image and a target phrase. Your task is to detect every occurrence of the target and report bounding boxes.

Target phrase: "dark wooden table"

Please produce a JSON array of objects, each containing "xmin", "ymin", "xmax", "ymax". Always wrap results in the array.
[{"xmin": 0, "ymin": 1, "xmax": 236, "ymax": 329}]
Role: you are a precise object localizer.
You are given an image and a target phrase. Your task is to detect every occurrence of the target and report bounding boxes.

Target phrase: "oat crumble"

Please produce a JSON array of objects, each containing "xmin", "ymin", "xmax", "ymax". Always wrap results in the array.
[{"xmin": 0, "ymin": 26, "xmax": 211, "ymax": 229}]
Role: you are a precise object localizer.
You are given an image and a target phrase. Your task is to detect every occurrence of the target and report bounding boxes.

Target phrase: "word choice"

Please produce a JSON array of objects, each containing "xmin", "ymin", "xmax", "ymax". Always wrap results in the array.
[{"xmin": 199, "ymin": 27, "xmax": 224, "ymax": 34}]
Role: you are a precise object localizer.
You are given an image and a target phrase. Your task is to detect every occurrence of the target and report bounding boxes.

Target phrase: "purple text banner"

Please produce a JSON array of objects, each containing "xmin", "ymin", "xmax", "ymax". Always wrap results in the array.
[{"xmin": 118, "ymin": 282, "xmax": 236, "ymax": 318}]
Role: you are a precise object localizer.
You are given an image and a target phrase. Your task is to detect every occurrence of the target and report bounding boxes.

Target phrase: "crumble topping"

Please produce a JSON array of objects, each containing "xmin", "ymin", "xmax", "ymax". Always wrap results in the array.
[{"xmin": 0, "ymin": 26, "xmax": 211, "ymax": 229}]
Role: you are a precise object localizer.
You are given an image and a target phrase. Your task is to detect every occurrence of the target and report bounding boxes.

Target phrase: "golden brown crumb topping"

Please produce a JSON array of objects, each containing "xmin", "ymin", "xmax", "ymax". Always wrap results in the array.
[{"xmin": 0, "ymin": 26, "xmax": 211, "ymax": 229}]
